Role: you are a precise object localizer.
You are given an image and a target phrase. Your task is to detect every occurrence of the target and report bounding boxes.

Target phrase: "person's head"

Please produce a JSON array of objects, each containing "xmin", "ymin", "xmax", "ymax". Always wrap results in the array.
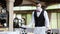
[
  {"xmin": 35, "ymin": 1, "xmax": 42, "ymax": 8},
  {"xmin": 36, "ymin": 3, "xmax": 41, "ymax": 8},
  {"xmin": 35, "ymin": 1, "xmax": 43, "ymax": 11}
]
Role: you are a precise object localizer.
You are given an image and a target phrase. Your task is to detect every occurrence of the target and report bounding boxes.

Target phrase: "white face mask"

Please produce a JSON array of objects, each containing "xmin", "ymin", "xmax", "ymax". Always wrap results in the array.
[{"xmin": 36, "ymin": 7, "xmax": 42, "ymax": 11}]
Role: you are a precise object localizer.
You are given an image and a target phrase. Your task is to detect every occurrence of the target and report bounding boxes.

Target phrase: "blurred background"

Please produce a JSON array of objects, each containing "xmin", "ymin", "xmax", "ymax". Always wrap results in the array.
[{"xmin": 0, "ymin": 0, "xmax": 60, "ymax": 34}]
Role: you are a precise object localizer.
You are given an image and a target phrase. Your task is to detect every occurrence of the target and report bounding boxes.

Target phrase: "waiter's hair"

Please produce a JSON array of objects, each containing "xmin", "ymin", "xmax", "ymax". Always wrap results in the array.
[
  {"xmin": 33, "ymin": 1, "xmax": 41, "ymax": 5},
  {"xmin": 36, "ymin": 1, "xmax": 42, "ymax": 5},
  {"xmin": 36, "ymin": 1, "xmax": 40, "ymax": 4}
]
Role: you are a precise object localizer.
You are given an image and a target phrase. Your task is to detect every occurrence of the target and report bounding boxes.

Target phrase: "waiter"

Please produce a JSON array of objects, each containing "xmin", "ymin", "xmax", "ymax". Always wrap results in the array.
[{"xmin": 27, "ymin": 1, "xmax": 50, "ymax": 34}]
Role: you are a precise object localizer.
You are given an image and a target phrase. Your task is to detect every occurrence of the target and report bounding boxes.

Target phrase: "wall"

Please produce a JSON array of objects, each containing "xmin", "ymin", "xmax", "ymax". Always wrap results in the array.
[
  {"xmin": 48, "ymin": 10, "xmax": 60, "ymax": 29},
  {"xmin": 27, "ymin": 14, "xmax": 32, "ymax": 25},
  {"xmin": 57, "ymin": 13, "xmax": 60, "ymax": 28},
  {"xmin": 50, "ymin": 13, "xmax": 57, "ymax": 29}
]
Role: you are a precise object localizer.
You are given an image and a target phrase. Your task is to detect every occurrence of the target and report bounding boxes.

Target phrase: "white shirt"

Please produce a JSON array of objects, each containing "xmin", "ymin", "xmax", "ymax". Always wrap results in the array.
[{"xmin": 28, "ymin": 9, "xmax": 49, "ymax": 28}]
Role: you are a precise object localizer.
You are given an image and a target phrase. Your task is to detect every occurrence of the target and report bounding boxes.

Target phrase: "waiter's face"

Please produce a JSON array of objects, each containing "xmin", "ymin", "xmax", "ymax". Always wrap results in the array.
[{"xmin": 36, "ymin": 3, "xmax": 41, "ymax": 8}]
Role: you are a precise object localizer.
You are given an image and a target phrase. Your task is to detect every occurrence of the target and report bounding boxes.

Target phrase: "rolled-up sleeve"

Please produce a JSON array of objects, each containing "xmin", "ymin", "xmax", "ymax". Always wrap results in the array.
[{"xmin": 44, "ymin": 11, "xmax": 49, "ymax": 28}]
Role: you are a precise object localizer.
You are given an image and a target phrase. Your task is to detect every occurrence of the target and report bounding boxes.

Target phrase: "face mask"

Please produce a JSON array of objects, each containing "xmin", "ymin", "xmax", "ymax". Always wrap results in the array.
[{"xmin": 36, "ymin": 7, "xmax": 42, "ymax": 11}]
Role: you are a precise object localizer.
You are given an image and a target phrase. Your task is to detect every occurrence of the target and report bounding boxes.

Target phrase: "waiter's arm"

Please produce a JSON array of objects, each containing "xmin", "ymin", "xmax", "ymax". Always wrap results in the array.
[{"xmin": 44, "ymin": 11, "xmax": 49, "ymax": 28}]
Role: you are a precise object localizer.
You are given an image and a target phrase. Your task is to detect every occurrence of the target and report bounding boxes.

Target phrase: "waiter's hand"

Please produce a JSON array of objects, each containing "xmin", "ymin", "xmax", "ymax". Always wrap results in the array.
[
  {"xmin": 46, "ymin": 27, "xmax": 51, "ymax": 33},
  {"xmin": 46, "ymin": 27, "xmax": 51, "ymax": 31},
  {"xmin": 21, "ymin": 25, "xmax": 30, "ymax": 28},
  {"xmin": 21, "ymin": 25, "xmax": 33, "ymax": 28}
]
